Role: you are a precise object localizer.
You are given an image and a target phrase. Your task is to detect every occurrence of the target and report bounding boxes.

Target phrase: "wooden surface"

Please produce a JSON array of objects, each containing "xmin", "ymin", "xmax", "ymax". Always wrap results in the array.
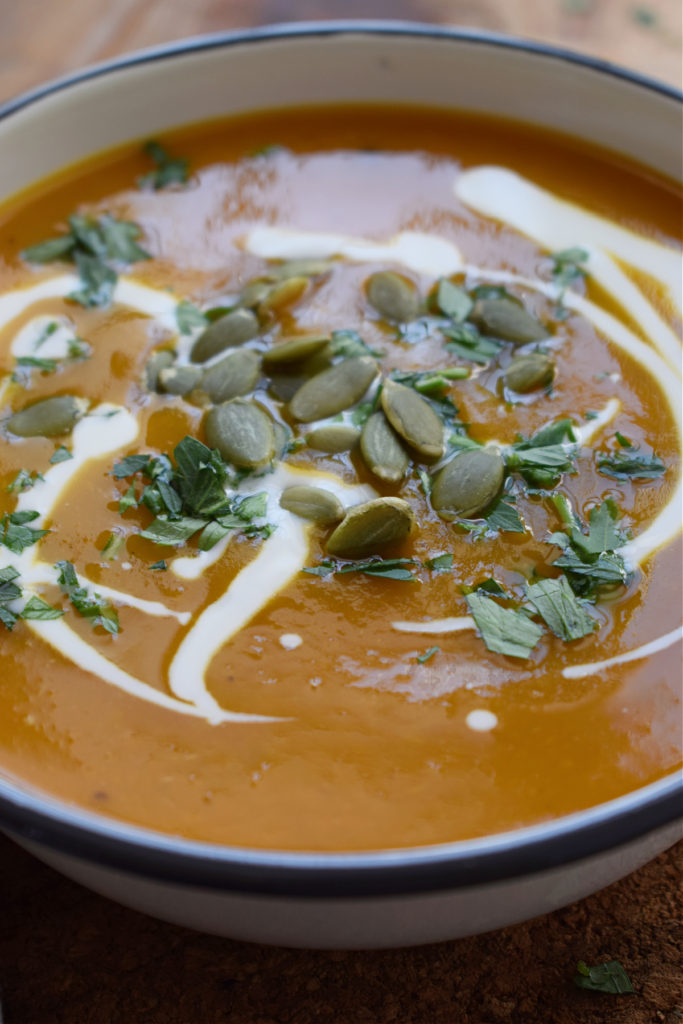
[{"xmin": 0, "ymin": 2, "xmax": 681, "ymax": 1022}]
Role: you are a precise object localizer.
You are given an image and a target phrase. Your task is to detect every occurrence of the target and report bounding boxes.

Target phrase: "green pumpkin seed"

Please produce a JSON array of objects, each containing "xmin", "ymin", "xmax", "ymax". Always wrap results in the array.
[
  {"xmin": 191, "ymin": 309, "xmax": 260, "ymax": 363},
  {"xmin": 366, "ymin": 271, "xmax": 420, "ymax": 323},
  {"xmin": 326, "ymin": 497, "xmax": 415, "ymax": 557},
  {"xmin": 204, "ymin": 400, "xmax": 274, "ymax": 468},
  {"xmin": 360, "ymin": 412, "xmax": 410, "ymax": 482},
  {"xmin": 431, "ymin": 448, "xmax": 505, "ymax": 519},
  {"xmin": 269, "ymin": 259, "xmax": 332, "ymax": 280},
  {"xmin": 6, "ymin": 395, "xmax": 89, "ymax": 437},
  {"xmin": 238, "ymin": 279, "xmax": 273, "ymax": 309},
  {"xmin": 145, "ymin": 349, "xmax": 174, "ymax": 391},
  {"xmin": 280, "ymin": 485, "xmax": 344, "ymax": 523},
  {"xmin": 262, "ymin": 334, "xmax": 330, "ymax": 368},
  {"xmin": 201, "ymin": 349, "xmax": 261, "ymax": 403},
  {"xmin": 503, "ymin": 353, "xmax": 556, "ymax": 393},
  {"xmin": 306, "ymin": 424, "xmax": 361, "ymax": 453},
  {"xmin": 271, "ymin": 420, "xmax": 292, "ymax": 458},
  {"xmin": 290, "ymin": 356, "xmax": 378, "ymax": 423},
  {"xmin": 380, "ymin": 379, "xmax": 444, "ymax": 459},
  {"xmin": 158, "ymin": 365, "xmax": 202, "ymax": 396},
  {"xmin": 470, "ymin": 297, "xmax": 547, "ymax": 344},
  {"xmin": 258, "ymin": 276, "xmax": 308, "ymax": 317}
]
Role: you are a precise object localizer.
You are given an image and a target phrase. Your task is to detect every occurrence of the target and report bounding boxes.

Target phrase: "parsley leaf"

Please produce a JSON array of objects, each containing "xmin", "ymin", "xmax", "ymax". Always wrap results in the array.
[
  {"xmin": 22, "ymin": 213, "xmax": 150, "ymax": 308},
  {"xmin": 398, "ymin": 316, "xmax": 448, "ymax": 345},
  {"xmin": 574, "ymin": 960, "xmax": 634, "ymax": 994},
  {"xmin": 466, "ymin": 591, "xmax": 543, "ymax": 659},
  {"xmin": 173, "ymin": 436, "xmax": 231, "ymax": 517},
  {"xmin": 55, "ymin": 560, "xmax": 119, "ymax": 634},
  {"xmin": 435, "ymin": 279, "xmax": 473, "ymax": 321},
  {"xmin": 417, "ymin": 646, "xmax": 440, "ymax": 663},
  {"xmin": 505, "ymin": 419, "xmax": 577, "ymax": 486},
  {"xmin": 424, "ymin": 552, "xmax": 453, "ymax": 572},
  {"xmin": 149, "ymin": 560, "xmax": 167, "ymax": 571},
  {"xmin": 596, "ymin": 447, "xmax": 666, "ymax": 479},
  {"xmin": 526, "ymin": 577, "xmax": 597, "ymax": 641},
  {"xmin": 304, "ymin": 557, "xmax": 418, "ymax": 581},
  {"xmin": 485, "ymin": 495, "xmax": 525, "ymax": 534},
  {"xmin": 175, "ymin": 299, "xmax": 208, "ymax": 335},
  {"xmin": 139, "ymin": 516, "xmax": 207, "ymax": 546},
  {"xmin": 50, "ymin": 445, "xmax": 73, "ymax": 464},
  {"xmin": 442, "ymin": 322, "xmax": 503, "ymax": 364},
  {"xmin": 1, "ymin": 511, "xmax": 48, "ymax": 554},
  {"xmin": 6, "ymin": 469, "xmax": 43, "ymax": 493},
  {"xmin": 21, "ymin": 595, "xmax": 64, "ymax": 621},
  {"xmin": 550, "ymin": 247, "xmax": 589, "ymax": 290},
  {"xmin": 138, "ymin": 140, "xmax": 189, "ymax": 190},
  {"xmin": 331, "ymin": 329, "xmax": 384, "ymax": 359},
  {"xmin": 15, "ymin": 356, "xmax": 58, "ymax": 373}
]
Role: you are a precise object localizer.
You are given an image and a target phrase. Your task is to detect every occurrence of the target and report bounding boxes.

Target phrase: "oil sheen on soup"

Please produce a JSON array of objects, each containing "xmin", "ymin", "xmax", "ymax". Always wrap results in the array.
[{"xmin": 0, "ymin": 107, "xmax": 680, "ymax": 851}]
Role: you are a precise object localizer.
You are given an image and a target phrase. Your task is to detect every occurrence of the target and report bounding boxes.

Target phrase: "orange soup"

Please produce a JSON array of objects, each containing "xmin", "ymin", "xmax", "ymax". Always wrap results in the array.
[{"xmin": 0, "ymin": 106, "xmax": 680, "ymax": 850}]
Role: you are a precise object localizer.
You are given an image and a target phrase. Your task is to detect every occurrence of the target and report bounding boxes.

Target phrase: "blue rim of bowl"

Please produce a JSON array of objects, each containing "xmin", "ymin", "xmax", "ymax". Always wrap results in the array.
[{"xmin": 0, "ymin": 22, "xmax": 681, "ymax": 899}]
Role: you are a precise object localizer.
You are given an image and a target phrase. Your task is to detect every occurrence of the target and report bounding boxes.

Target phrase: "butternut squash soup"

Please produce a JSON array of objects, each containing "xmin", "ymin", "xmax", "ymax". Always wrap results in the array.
[{"xmin": 0, "ymin": 107, "xmax": 680, "ymax": 851}]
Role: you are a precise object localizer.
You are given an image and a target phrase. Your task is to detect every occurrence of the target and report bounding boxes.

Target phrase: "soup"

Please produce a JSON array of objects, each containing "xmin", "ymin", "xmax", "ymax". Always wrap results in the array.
[{"xmin": 0, "ymin": 106, "xmax": 680, "ymax": 851}]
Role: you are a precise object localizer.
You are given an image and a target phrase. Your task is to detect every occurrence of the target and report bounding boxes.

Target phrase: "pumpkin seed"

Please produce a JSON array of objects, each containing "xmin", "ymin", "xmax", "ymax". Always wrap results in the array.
[
  {"xmin": 6, "ymin": 395, "xmax": 89, "ymax": 437},
  {"xmin": 326, "ymin": 497, "xmax": 415, "ymax": 557},
  {"xmin": 204, "ymin": 400, "xmax": 274, "ymax": 468},
  {"xmin": 268, "ymin": 374, "xmax": 306, "ymax": 402},
  {"xmin": 262, "ymin": 334, "xmax": 330, "ymax": 368},
  {"xmin": 280, "ymin": 485, "xmax": 344, "ymax": 523},
  {"xmin": 191, "ymin": 309, "xmax": 260, "ymax": 363},
  {"xmin": 201, "ymin": 349, "xmax": 261, "ymax": 403},
  {"xmin": 380, "ymin": 379, "xmax": 444, "ymax": 459},
  {"xmin": 271, "ymin": 420, "xmax": 291, "ymax": 458},
  {"xmin": 145, "ymin": 349, "xmax": 174, "ymax": 391},
  {"xmin": 431, "ymin": 448, "xmax": 505, "ymax": 519},
  {"xmin": 306, "ymin": 424, "xmax": 361, "ymax": 453},
  {"xmin": 470, "ymin": 297, "xmax": 547, "ymax": 344},
  {"xmin": 366, "ymin": 271, "xmax": 420, "ymax": 322},
  {"xmin": 158, "ymin": 365, "xmax": 202, "ymax": 396},
  {"xmin": 360, "ymin": 412, "xmax": 409, "ymax": 482},
  {"xmin": 258, "ymin": 276, "xmax": 308, "ymax": 317},
  {"xmin": 238, "ymin": 279, "xmax": 273, "ymax": 309},
  {"xmin": 503, "ymin": 353, "xmax": 556, "ymax": 393},
  {"xmin": 269, "ymin": 259, "xmax": 332, "ymax": 280},
  {"xmin": 290, "ymin": 356, "xmax": 378, "ymax": 423}
]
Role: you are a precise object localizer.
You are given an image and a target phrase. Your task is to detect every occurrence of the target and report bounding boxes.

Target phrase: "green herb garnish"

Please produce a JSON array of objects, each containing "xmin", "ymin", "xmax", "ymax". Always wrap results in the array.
[
  {"xmin": 175, "ymin": 299, "xmax": 208, "ymax": 335},
  {"xmin": 49, "ymin": 446, "xmax": 73, "ymax": 465},
  {"xmin": 417, "ymin": 646, "xmax": 440, "ymax": 663},
  {"xmin": 303, "ymin": 557, "xmax": 418, "ymax": 581},
  {"xmin": 596, "ymin": 445, "xmax": 666, "ymax": 479},
  {"xmin": 331, "ymin": 329, "xmax": 385, "ymax": 359},
  {"xmin": 574, "ymin": 960, "xmax": 634, "ymax": 994},
  {"xmin": 22, "ymin": 213, "xmax": 150, "ymax": 308},
  {"xmin": 55, "ymin": 560, "xmax": 119, "ymax": 634},
  {"xmin": 484, "ymin": 495, "xmax": 525, "ymax": 534},
  {"xmin": 435, "ymin": 279, "xmax": 473, "ymax": 321},
  {"xmin": 526, "ymin": 576, "xmax": 597, "ymax": 641},
  {"xmin": 424, "ymin": 552, "xmax": 453, "ymax": 572},
  {"xmin": 442, "ymin": 322, "xmax": 503, "ymax": 364},
  {"xmin": 6, "ymin": 469, "xmax": 43, "ymax": 493},
  {"xmin": 138, "ymin": 140, "xmax": 189, "ymax": 190},
  {"xmin": 466, "ymin": 591, "xmax": 543, "ymax": 659},
  {"xmin": 21, "ymin": 595, "xmax": 64, "ymax": 621},
  {"xmin": 0, "ymin": 510, "xmax": 48, "ymax": 554}
]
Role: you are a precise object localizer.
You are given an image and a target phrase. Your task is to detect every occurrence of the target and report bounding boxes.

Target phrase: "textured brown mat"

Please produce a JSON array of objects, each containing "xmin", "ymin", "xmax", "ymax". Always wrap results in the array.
[{"xmin": 0, "ymin": 834, "xmax": 680, "ymax": 1024}]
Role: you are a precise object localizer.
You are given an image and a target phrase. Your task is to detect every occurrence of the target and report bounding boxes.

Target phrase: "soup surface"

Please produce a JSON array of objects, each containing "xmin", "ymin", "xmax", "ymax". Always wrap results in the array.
[{"xmin": 0, "ymin": 106, "xmax": 680, "ymax": 850}]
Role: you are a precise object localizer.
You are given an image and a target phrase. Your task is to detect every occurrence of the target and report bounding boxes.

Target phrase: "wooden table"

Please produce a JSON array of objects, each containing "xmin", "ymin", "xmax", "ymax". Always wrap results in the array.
[{"xmin": 0, "ymin": 3, "xmax": 681, "ymax": 1022}]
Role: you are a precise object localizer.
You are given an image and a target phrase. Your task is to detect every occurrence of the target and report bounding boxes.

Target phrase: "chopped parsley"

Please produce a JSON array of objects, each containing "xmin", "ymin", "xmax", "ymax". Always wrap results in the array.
[
  {"xmin": 505, "ymin": 419, "xmax": 577, "ymax": 487},
  {"xmin": 484, "ymin": 495, "xmax": 525, "ymax": 534},
  {"xmin": 331, "ymin": 329, "xmax": 384, "ymax": 359},
  {"xmin": 175, "ymin": 299, "xmax": 208, "ymax": 334},
  {"xmin": 22, "ymin": 213, "xmax": 150, "ymax": 308},
  {"xmin": 49, "ymin": 445, "xmax": 73, "ymax": 464},
  {"xmin": 303, "ymin": 557, "xmax": 418, "ymax": 581},
  {"xmin": 424, "ymin": 552, "xmax": 453, "ymax": 572},
  {"xmin": 526, "ymin": 576, "xmax": 597, "ymax": 641},
  {"xmin": 434, "ymin": 279, "xmax": 473, "ymax": 321},
  {"xmin": 55, "ymin": 561, "xmax": 119, "ymax": 634},
  {"xmin": 466, "ymin": 591, "xmax": 543, "ymax": 659},
  {"xmin": 138, "ymin": 140, "xmax": 189, "ymax": 190},
  {"xmin": 417, "ymin": 646, "xmax": 440, "ymax": 663},
  {"xmin": 549, "ymin": 499, "xmax": 631, "ymax": 598},
  {"xmin": 596, "ymin": 442, "xmax": 666, "ymax": 479},
  {"xmin": 0, "ymin": 567, "xmax": 62, "ymax": 631},
  {"xmin": 6, "ymin": 469, "xmax": 43, "ymax": 493},
  {"xmin": 0, "ymin": 510, "xmax": 48, "ymax": 555},
  {"xmin": 112, "ymin": 436, "xmax": 273, "ymax": 551},
  {"xmin": 442, "ymin": 322, "xmax": 503, "ymax": 364},
  {"xmin": 574, "ymin": 960, "xmax": 634, "ymax": 994}
]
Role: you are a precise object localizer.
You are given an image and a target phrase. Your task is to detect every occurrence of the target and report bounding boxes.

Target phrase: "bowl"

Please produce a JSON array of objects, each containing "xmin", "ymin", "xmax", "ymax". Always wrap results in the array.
[{"xmin": 0, "ymin": 22, "xmax": 680, "ymax": 949}]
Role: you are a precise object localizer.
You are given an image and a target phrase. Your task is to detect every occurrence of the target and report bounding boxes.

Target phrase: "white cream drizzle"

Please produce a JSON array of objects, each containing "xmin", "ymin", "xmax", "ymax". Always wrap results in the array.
[
  {"xmin": 562, "ymin": 625, "xmax": 683, "ymax": 679},
  {"xmin": 166, "ymin": 464, "xmax": 376, "ymax": 721},
  {"xmin": 392, "ymin": 617, "xmax": 476, "ymax": 635},
  {"xmin": 466, "ymin": 709, "xmax": 498, "ymax": 732},
  {"xmin": 573, "ymin": 398, "xmax": 621, "ymax": 446},
  {"xmin": 244, "ymin": 227, "xmax": 463, "ymax": 277}
]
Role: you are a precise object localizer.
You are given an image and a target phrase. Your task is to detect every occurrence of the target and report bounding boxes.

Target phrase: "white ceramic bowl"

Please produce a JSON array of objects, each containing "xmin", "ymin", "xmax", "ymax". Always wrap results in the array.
[{"xmin": 0, "ymin": 23, "xmax": 681, "ymax": 949}]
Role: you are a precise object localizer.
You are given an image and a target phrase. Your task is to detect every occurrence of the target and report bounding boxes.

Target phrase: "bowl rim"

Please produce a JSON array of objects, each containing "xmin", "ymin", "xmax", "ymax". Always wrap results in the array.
[{"xmin": 0, "ymin": 21, "xmax": 680, "ymax": 899}]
